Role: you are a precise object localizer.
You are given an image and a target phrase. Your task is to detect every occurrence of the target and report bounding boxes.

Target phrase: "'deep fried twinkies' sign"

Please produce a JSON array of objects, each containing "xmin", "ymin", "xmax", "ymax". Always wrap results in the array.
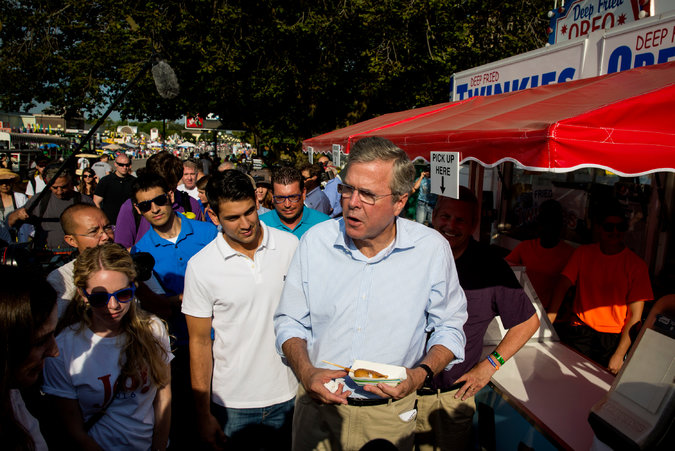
[
  {"xmin": 430, "ymin": 152, "xmax": 459, "ymax": 199},
  {"xmin": 452, "ymin": 41, "xmax": 584, "ymax": 101}
]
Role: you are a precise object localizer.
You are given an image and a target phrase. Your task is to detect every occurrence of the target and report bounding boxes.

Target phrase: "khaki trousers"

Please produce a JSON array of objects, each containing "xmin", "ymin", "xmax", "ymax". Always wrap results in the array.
[
  {"xmin": 414, "ymin": 388, "xmax": 476, "ymax": 451},
  {"xmin": 292, "ymin": 385, "xmax": 417, "ymax": 451}
]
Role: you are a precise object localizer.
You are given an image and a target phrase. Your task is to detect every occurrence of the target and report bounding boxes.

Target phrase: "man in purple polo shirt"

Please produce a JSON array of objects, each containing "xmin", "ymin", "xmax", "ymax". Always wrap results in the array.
[
  {"xmin": 415, "ymin": 187, "xmax": 540, "ymax": 451},
  {"xmin": 115, "ymin": 152, "xmax": 203, "ymax": 248}
]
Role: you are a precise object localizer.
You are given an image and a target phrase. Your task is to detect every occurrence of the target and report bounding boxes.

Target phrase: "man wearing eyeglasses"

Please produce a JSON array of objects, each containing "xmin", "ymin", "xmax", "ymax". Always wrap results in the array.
[
  {"xmin": 548, "ymin": 203, "xmax": 653, "ymax": 374},
  {"xmin": 94, "ymin": 153, "xmax": 135, "ymax": 224},
  {"xmin": 47, "ymin": 203, "xmax": 115, "ymax": 318},
  {"xmin": 130, "ymin": 172, "xmax": 217, "ymax": 450},
  {"xmin": 274, "ymin": 137, "xmax": 467, "ymax": 450},
  {"xmin": 259, "ymin": 166, "xmax": 330, "ymax": 239}
]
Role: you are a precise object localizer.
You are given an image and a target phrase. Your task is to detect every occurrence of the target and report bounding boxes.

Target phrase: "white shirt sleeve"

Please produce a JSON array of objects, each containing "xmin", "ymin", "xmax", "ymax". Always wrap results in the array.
[
  {"xmin": 42, "ymin": 335, "xmax": 78, "ymax": 399},
  {"xmin": 149, "ymin": 316, "xmax": 174, "ymax": 364},
  {"xmin": 10, "ymin": 390, "xmax": 48, "ymax": 451},
  {"xmin": 143, "ymin": 272, "xmax": 166, "ymax": 295},
  {"xmin": 25, "ymin": 179, "xmax": 35, "ymax": 197},
  {"xmin": 181, "ymin": 260, "xmax": 214, "ymax": 318}
]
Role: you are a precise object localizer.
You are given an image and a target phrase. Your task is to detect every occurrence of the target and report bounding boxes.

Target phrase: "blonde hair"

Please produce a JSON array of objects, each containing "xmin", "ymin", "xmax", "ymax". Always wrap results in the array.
[{"xmin": 60, "ymin": 243, "xmax": 169, "ymax": 388}]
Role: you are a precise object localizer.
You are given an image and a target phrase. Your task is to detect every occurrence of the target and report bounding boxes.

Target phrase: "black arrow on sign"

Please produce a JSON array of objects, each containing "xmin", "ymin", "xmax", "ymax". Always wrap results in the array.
[{"xmin": 440, "ymin": 175, "xmax": 446, "ymax": 193}]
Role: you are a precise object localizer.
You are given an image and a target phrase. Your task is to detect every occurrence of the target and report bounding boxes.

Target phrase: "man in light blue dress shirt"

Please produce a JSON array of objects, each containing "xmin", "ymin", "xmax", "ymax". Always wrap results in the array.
[{"xmin": 274, "ymin": 137, "xmax": 468, "ymax": 450}]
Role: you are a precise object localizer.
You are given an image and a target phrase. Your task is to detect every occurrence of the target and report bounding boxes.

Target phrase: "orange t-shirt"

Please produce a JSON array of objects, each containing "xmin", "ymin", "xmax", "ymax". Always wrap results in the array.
[
  {"xmin": 562, "ymin": 244, "xmax": 653, "ymax": 333},
  {"xmin": 506, "ymin": 239, "xmax": 575, "ymax": 309}
]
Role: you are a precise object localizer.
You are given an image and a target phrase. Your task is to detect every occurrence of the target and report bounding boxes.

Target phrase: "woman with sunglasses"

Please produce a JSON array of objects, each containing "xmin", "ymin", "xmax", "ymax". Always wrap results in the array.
[
  {"xmin": 42, "ymin": 243, "xmax": 172, "ymax": 450},
  {"xmin": 77, "ymin": 169, "xmax": 98, "ymax": 196}
]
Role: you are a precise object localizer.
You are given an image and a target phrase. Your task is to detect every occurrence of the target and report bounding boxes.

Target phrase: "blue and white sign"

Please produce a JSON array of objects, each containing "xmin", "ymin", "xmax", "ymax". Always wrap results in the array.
[
  {"xmin": 452, "ymin": 40, "xmax": 586, "ymax": 101},
  {"xmin": 451, "ymin": 9, "xmax": 675, "ymax": 102},
  {"xmin": 601, "ymin": 15, "xmax": 675, "ymax": 73},
  {"xmin": 548, "ymin": 0, "xmax": 650, "ymax": 45}
]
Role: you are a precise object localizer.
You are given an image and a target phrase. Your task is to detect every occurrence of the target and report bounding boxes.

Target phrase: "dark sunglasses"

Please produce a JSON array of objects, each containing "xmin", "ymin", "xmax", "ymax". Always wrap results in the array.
[
  {"xmin": 601, "ymin": 222, "xmax": 628, "ymax": 233},
  {"xmin": 83, "ymin": 173, "xmax": 95, "ymax": 178},
  {"xmin": 83, "ymin": 284, "xmax": 136, "ymax": 308},
  {"xmin": 116, "ymin": 161, "xmax": 132, "ymax": 167},
  {"xmin": 135, "ymin": 193, "xmax": 169, "ymax": 213}
]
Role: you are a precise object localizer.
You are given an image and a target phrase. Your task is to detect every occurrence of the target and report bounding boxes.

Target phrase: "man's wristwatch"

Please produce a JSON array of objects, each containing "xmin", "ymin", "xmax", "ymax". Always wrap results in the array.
[{"xmin": 418, "ymin": 363, "xmax": 434, "ymax": 388}]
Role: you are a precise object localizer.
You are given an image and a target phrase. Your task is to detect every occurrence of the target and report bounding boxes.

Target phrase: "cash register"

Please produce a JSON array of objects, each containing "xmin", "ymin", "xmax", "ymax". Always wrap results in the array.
[{"xmin": 588, "ymin": 295, "xmax": 675, "ymax": 450}]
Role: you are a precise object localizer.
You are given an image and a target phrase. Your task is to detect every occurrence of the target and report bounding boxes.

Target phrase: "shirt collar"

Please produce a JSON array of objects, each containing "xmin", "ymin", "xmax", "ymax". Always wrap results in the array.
[
  {"xmin": 273, "ymin": 207, "xmax": 306, "ymax": 229},
  {"xmin": 148, "ymin": 214, "xmax": 193, "ymax": 247},
  {"xmin": 216, "ymin": 221, "xmax": 271, "ymax": 260},
  {"xmin": 334, "ymin": 217, "xmax": 414, "ymax": 263}
]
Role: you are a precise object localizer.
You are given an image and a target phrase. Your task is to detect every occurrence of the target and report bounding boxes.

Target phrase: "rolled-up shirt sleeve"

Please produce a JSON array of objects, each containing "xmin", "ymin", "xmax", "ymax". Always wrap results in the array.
[
  {"xmin": 274, "ymin": 238, "xmax": 311, "ymax": 357},
  {"xmin": 425, "ymin": 242, "xmax": 468, "ymax": 370}
]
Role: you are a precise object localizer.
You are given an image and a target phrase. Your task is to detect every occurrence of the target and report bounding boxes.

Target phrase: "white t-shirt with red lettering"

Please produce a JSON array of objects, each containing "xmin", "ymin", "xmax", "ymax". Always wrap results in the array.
[{"xmin": 43, "ymin": 316, "xmax": 173, "ymax": 450}]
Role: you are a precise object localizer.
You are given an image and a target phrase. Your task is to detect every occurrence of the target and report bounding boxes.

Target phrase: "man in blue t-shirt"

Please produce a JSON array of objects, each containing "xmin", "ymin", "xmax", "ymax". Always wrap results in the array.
[
  {"xmin": 259, "ymin": 166, "xmax": 330, "ymax": 238},
  {"xmin": 130, "ymin": 172, "xmax": 217, "ymax": 450},
  {"xmin": 413, "ymin": 167, "xmax": 437, "ymax": 226}
]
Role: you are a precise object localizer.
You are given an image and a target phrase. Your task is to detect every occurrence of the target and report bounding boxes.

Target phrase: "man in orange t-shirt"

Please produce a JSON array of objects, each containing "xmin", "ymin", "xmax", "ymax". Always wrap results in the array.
[
  {"xmin": 548, "ymin": 205, "xmax": 653, "ymax": 374},
  {"xmin": 506, "ymin": 200, "xmax": 575, "ymax": 310}
]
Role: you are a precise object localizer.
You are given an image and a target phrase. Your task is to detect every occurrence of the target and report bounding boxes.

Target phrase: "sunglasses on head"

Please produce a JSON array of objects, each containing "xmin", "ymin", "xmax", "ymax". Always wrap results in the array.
[
  {"xmin": 83, "ymin": 284, "xmax": 136, "ymax": 308},
  {"xmin": 135, "ymin": 193, "xmax": 169, "ymax": 213},
  {"xmin": 601, "ymin": 222, "xmax": 628, "ymax": 232}
]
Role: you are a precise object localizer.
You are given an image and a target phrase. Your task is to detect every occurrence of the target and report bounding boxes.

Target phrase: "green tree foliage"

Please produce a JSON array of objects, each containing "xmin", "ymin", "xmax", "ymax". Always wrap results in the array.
[{"xmin": 0, "ymin": 0, "xmax": 551, "ymax": 150}]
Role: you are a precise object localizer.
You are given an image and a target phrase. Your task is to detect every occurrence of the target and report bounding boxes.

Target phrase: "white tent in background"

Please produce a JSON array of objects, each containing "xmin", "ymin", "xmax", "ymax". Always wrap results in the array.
[{"xmin": 101, "ymin": 143, "xmax": 123, "ymax": 151}]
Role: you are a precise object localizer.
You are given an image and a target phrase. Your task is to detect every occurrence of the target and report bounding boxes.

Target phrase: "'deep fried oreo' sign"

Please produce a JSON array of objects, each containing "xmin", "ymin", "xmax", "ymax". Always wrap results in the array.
[{"xmin": 548, "ymin": 0, "xmax": 650, "ymax": 45}]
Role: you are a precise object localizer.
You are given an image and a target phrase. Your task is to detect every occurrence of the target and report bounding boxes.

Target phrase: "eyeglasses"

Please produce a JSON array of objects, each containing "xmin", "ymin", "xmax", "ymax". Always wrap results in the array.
[
  {"xmin": 273, "ymin": 194, "xmax": 302, "ymax": 204},
  {"xmin": 71, "ymin": 225, "xmax": 115, "ymax": 239},
  {"xmin": 116, "ymin": 162, "xmax": 131, "ymax": 167},
  {"xmin": 338, "ymin": 183, "xmax": 394, "ymax": 205},
  {"xmin": 83, "ymin": 284, "xmax": 136, "ymax": 308},
  {"xmin": 601, "ymin": 222, "xmax": 628, "ymax": 232},
  {"xmin": 135, "ymin": 193, "xmax": 169, "ymax": 213}
]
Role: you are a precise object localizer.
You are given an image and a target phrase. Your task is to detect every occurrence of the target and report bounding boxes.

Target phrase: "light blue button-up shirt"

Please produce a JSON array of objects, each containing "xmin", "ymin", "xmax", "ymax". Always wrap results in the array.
[{"xmin": 274, "ymin": 216, "xmax": 467, "ymax": 386}]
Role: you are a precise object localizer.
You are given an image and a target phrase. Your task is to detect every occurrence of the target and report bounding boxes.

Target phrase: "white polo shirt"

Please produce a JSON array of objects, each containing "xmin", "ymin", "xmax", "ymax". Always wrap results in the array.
[{"xmin": 182, "ymin": 222, "xmax": 299, "ymax": 408}]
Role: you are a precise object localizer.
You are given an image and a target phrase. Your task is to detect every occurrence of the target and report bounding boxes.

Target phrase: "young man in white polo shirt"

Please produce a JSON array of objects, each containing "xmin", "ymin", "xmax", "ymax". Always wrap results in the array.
[{"xmin": 182, "ymin": 170, "xmax": 299, "ymax": 450}]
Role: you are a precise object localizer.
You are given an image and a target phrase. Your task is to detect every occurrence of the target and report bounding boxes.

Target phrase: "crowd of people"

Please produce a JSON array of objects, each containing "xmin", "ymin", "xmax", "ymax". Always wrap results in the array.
[{"xmin": 0, "ymin": 137, "xmax": 655, "ymax": 450}]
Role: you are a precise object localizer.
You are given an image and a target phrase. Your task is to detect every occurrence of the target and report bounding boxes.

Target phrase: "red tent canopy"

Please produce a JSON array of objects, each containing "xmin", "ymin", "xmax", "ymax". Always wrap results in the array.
[{"xmin": 303, "ymin": 61, "xmax": 675, "ymax": 176}]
